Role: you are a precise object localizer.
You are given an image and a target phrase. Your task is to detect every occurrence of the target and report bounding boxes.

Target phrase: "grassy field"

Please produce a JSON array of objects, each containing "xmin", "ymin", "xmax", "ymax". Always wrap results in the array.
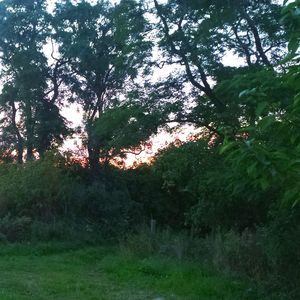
[{"xmin": 0, "ymin": 242, "xmax": 268, "ymax": 300}]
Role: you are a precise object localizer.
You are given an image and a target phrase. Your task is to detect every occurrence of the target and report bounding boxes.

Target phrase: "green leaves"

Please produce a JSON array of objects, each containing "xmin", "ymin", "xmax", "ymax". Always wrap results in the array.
[
  {"xmin": 221, "ymin": 69, "xmax": 300, "ymax": 208},
  {"xmin": 258, "ymin": 115, "xmax": 276, "ymax": 130},
  {"xmin": 255, "ymin": 102, "xmax": 268, "ymax": 117},
  {"xmin": 92, "ymin": 104, "xmax": 160, "ymax": 158},
  {"xmin": 239, "ymin": 88, "xmax": 258, "ymax": 99},
  {"xmin": 288, "ymin": 35, "xmax": 299, "ymax": 55},
  {"xmin": 281, "ymin": 0, "xmax": 300, "ymax": 60},
  {"xmin": 0, "ymin": 0, "xmax": 69, "ymax": 161},
  {"xmin": 52, "ymin": 0, "xmax": 153, "ymax": 167},
  {"xmin": 219, "ymin": 142, "xmax": 236, "ymax": 154}
]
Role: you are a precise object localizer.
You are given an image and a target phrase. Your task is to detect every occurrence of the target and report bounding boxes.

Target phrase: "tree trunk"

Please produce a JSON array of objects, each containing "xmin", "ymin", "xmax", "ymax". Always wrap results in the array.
[
  {"xmin": 26, "ymin": 142, "xmax": 34, "ymax": 161},
  {"xmin": 16, "ymin": 142, "xmax": 24, "ymax": 164},
  {"xmin": 86, "ymin": 122, "xmax": 101, "ymax": 171},
  {"xmin": 11, "ymin": 100, "xmax": 24, "ymax": 164},
  {"xmin": 88, "ymin": 143, "xmax": 100, "ymax": 171}
]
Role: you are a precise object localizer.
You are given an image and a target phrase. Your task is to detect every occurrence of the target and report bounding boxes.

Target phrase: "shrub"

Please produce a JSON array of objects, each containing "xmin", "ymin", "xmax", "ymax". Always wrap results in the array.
[
  {"xmin": 119, "ymin": 227, "xmax": 194, "ymax": 260},
  {"xmin": 263, "ymin": 208, "xmax": 300, "ymax": 297},
  {"xmin": 0, "ymin": 154, "xmax": 76, "ymax": 221},
  {"xmin": 0, "ymin": 153, "xmax": 142, "ymax": 238},
  {"xmin": 0, "ymin": 214, "xmax": 31, "ymax": 242}
]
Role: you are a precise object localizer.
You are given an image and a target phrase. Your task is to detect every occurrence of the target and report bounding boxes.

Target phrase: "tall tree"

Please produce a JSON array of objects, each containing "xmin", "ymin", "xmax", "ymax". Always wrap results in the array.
[
  {"xmin": 152, "ymin": 0, "xmax": 288, "ymax": 134},
  {"xmin": 0, "ymin": 0, "xmax": 68, "ymax": 162},
  {"xmin": 53, "ymin": 0, "xmax": 152, "ymax": 169}
]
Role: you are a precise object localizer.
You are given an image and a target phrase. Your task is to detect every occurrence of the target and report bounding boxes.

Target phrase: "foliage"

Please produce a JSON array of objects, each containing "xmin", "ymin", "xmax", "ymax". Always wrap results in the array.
[
  {"xmin": 0, "ymin": 153, "xmax": 74, "ymax": 220},
  {"xmin": 281, "ymin": 0, "xmax": 300, "ymax": 57},
  {"xmin": 122, "ymin": 164, "xmax": 166, "ymax": 223},
  {"xmin": 152, "ymin": 140, "xmax": 220, "ymax": 228},
  {"xmin": 0, "ymin": 0, "xmax": 69, "ymax": 161},
  {"xmin": 53, "ymin": 0, "xmax": 153, "ymax": 168},
  {"xmin": 149, "ymin": 139, "xmax": 270, "ymax": 231},
  {"xmin": 152, "ymin": 0, "xmax": 288, "ymax": 133},
  {"xmin": 92, "ymin": 104, "xmax": 160, "ymax": 159},
  {"xmin": 0, "ymin": 214, "xmax": 31, "ymax": 242},
  {"xmin": 0, "ymin": 153, "xmax": 142, "ymax": 237},
  {"xmin": 218, "ymin": 68, "xmax": 300, "ymax": 210}
]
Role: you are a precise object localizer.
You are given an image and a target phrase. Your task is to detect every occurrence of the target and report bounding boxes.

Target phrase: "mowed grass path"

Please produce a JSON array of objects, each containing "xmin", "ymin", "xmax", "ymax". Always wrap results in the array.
[{"xmin": 0, "ymin": 243, "xmax": 263, "ymax": 300}]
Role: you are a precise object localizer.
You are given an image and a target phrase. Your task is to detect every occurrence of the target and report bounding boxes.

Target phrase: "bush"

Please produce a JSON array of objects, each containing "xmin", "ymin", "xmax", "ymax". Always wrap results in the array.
[
  {"xmin": 199, "ymin": 229, "xmax": 269, "ymax": 279},
  {"xmin": 0, "ymin": 214, "xmax": 31, "ymax": 242},
  {"xmin": 119, "ymin": 227, "xmax": 193, "ymax": 260},
  {"xmin": 0, "ymin": 154, "xmax": 76, "ymax": 221},
  {"xmin": 30, "ymin": 220, "xmax": 106, "ymax": 244},
  {"xmin": 263, "ymin": 208, "xmax": 300, "ymax": 297},
  {"xmin": 30, "ymin": 220, "xmax": 73, "ymax": 241},
  {"xmin": 0, "ymin": 153, "xmax": 143, "ymax": 239}
]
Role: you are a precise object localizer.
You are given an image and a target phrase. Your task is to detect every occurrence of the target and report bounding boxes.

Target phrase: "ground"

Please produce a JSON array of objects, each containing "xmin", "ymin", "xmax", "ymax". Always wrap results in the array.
[{"xmin": 0, "ymin": 243, "xmax": 265, "ymax": 300}]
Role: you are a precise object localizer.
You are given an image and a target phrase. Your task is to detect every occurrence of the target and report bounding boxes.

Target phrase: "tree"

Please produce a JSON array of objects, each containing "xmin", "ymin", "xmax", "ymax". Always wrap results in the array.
[
  {"xmin": 92, "ymin": 104, "xmax": 161, "ymax": 163},
  {"xmin": 53, "ymin": 0, "xmax": 152, "ymax": 169},
  {"xmin": 220, "ymin": 0, "xmax": 300, "ymax": 208},
  {"xmin": 0, "ymin": 0, "xmax": 69, "ymax": 162},
  {"xmin": 152, "ymin": 0, "xmax": 288, "ymax": 134}
]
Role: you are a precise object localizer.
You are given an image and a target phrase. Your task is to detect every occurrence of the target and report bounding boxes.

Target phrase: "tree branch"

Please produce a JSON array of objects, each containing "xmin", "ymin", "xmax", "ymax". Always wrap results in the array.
[
  {"xmin": 153, "ymin": 0, "xmax": 226, "ymax": 112},
  {"xmin": 240, "ymin": 9, "xmax": 273, "ymax": 68}
]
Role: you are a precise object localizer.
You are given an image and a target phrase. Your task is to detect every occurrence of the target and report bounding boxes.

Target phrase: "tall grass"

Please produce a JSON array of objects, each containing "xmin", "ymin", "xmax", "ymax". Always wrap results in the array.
[{"xmin": 119, "ymin": 226, "xmax": 297, "ymax": 299}]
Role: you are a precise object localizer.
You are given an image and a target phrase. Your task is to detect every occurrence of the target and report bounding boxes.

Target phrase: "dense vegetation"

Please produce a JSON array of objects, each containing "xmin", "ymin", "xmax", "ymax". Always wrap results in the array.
[{"xmin": 0, "ymin": 0, "xmax": 299, "ymax": 298}]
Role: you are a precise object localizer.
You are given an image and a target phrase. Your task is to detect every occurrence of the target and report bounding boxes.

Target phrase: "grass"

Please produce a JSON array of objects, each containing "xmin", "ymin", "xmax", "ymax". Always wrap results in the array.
[{"xmin": 0, "ymin": 242, "xmax": 268, "ymax": 300}]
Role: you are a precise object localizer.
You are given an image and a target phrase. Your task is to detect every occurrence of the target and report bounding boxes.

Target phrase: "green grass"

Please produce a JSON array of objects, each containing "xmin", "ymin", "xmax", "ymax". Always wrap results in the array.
[{"xmin": 0, "ymin": 242, "xmax": 267, "ymax": 300}]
